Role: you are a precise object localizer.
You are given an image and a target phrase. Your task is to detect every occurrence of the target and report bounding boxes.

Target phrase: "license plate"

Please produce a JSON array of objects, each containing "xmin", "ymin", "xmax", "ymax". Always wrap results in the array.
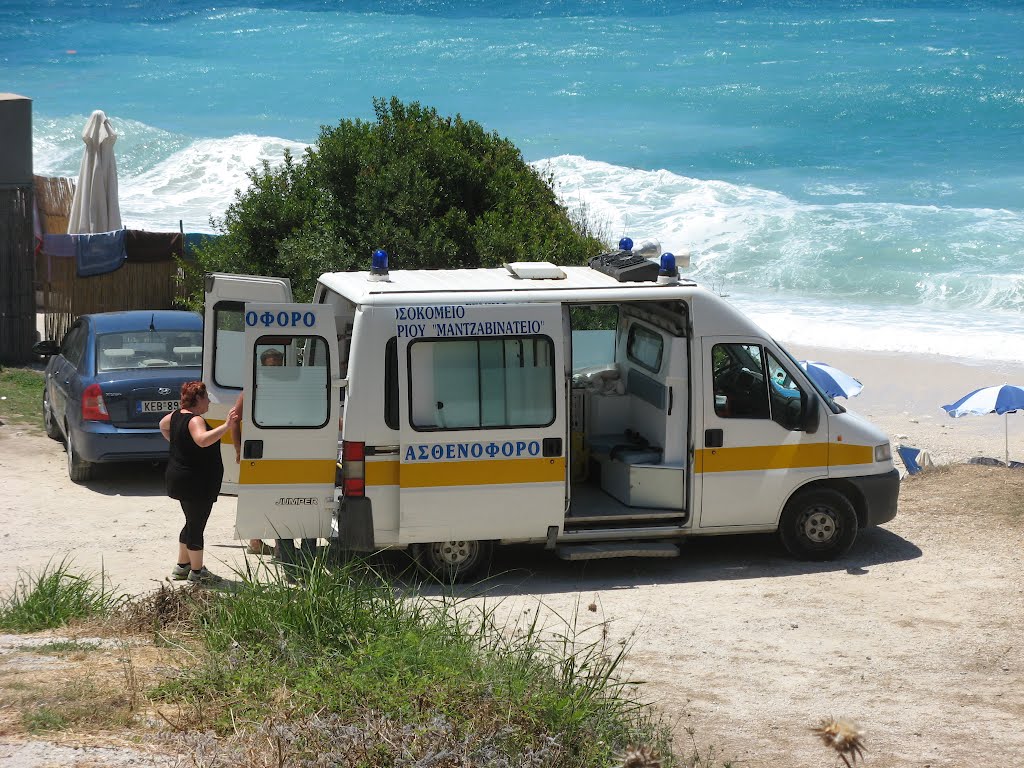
[{"xmin": 137, "ymin": 400, "xmax": 179, "ymax": 414}]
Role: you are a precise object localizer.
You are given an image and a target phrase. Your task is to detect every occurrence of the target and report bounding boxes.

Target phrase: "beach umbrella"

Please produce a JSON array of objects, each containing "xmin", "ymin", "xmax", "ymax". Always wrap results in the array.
[
  {"xmin": 941, "ymin": 384, "xmax": 1024, "ymax": 466},
  {"xmin": 67, "ymin": 110, "xmax": 122, "ymax": 234},
  {"xmin": 799, "ymin": 360, "xmax": 863, "ymax": 399}
]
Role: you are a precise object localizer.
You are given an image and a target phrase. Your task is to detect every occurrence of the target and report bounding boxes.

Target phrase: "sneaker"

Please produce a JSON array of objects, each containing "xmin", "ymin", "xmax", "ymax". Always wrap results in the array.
[
  {"xmin": 248, "ymin": 541, "xmax": 275, "ymax": 556},
  {"xmin": 170, "ymin": 564, "xmax": 190, "ymax": 581},
  {"xmin": 187, "ymin": 566, "xmax": 224, "ymax": 585}
]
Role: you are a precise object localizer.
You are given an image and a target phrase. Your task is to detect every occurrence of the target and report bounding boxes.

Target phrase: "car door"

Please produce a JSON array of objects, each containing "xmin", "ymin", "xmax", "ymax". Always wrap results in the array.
[
  {"xmin": 51, "ymin": 322, "xmax": 87, "ymax": 434},
  {"xmin": 203, "ymin": 273, "xmax": 293, "ymax": 494},
  {"xmin": 697, "ymin": 337, "xmax": 827, "ymax": 529},
  {"xmin": 234, "ymin": 303, "xmax": 340, "ymax": 540}
]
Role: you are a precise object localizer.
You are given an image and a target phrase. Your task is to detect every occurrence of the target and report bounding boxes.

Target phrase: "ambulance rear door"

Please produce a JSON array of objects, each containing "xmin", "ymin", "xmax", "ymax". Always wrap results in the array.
[
  {"xmin": 396, "ymin": 302, "xmax": 568, "ymax": 544},
  {"xmin": 235, "ymin": 303, "xmax": 340, "ymax": 540},
  {"xmin": 203, "ymin": 273, "xmax": 292, "ymax": 494}
]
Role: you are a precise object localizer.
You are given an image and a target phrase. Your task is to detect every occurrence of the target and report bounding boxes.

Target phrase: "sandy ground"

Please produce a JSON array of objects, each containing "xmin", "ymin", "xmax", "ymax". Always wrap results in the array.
[{"xmin": 1, "ymin": 345, "xmax": 1023, "ymax": 766}]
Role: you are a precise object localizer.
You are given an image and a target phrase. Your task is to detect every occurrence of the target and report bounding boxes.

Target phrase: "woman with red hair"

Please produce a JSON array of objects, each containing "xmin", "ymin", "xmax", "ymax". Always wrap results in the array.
[{"xmin": 159, "ymin": 380, "xmax": 239, "ymax": 584}]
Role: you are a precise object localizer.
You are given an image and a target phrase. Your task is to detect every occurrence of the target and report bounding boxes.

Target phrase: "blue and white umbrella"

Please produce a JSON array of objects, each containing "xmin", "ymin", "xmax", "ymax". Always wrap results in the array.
[
  {"xmin": 799, "ymin": 361, "xmax": 863, "ymax": 399},
  {"xmin": 941, "ymin": 384, "xmax": 1024, "ymax": 466}
]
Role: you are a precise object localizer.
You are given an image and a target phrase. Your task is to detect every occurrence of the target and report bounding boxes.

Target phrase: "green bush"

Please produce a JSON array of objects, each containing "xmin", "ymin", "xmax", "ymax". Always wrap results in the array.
[{"xmin": 194, "ymin": 98, "xmax": 605, "ymax": 300}]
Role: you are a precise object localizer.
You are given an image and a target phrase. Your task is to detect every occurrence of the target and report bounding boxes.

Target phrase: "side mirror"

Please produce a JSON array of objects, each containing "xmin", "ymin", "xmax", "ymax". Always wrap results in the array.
[
  {"xmin": 32, "ymin": 340, "xmax": 60, "ymax": 357},
  {"xmin": 801, "ymin": 391, "xmax": 820, "ymax": 434}
]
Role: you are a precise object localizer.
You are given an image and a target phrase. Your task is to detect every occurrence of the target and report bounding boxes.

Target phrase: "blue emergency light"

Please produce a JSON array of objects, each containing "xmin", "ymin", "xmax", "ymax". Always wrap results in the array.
[
  {"xmin": 618, "ymin": 237, "xmax": 634, "ymax": 251},
  {"xmin": 659, "ymin": 252, "xmax": 677, "ymax": 276},
  {"xmin": 367, "ymin": 248, "xmax": 391, "ymax": 282}
]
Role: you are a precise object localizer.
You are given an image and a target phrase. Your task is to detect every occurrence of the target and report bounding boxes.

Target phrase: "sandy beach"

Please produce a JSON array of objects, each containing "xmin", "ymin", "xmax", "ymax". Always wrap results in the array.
[
  {"xmin": 2, "ymin": 342, "xmax": 1024, "ymax": 768},
  {"xmin": 788, "ymin": 344, "xmax": 1024, "ymax": 468}
]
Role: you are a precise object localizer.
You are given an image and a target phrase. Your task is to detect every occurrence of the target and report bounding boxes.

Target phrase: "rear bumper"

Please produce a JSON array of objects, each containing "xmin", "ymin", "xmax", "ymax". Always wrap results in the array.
[
  {"xmin": 74, "ymin": 423, "xmax": 169, "ymax": 463},
  {"xmin": 850, "ymin": 468, "xmax": 900, "ymax": 527}
]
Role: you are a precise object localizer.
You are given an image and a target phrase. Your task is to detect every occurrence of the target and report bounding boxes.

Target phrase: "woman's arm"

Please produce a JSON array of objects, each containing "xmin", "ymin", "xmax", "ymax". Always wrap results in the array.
[
  {"xmin": 159, "ymin": 412, "xmax": 172, "ymax": 441},
  {"xmin": 187, "ymin": 410, "xmax": 240, "ymax": 448},
  {"xmin": 231, "ymin": 391, "xmax": 244, "ymax": 462}
]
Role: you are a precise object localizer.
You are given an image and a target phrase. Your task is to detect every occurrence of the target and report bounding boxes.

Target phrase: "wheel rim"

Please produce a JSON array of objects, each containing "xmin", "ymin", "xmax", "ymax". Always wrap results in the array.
[
  {"xmin": 799, "ymin": 506, "xmax": 839, "ymax": 544},
  {"xmin": 428, "ymin": 540, "xmax": 479, "ymax": 568}
]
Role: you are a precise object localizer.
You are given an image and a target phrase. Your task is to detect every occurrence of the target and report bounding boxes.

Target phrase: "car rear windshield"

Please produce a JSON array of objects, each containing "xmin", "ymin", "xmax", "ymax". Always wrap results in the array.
[{"xmin": 96, "ymin": 331, "xmax": 203, "ymax": 371}]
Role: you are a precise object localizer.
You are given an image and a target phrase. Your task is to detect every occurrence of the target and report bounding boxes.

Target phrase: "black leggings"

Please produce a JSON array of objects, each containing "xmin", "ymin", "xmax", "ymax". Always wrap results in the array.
[{"xmin": 178, "ymin": 498, "xmax": 214, "ymax": 551}]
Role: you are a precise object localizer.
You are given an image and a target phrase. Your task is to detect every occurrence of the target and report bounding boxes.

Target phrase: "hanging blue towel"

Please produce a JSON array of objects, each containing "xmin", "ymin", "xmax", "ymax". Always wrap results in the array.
[
  {"xmin": 76, "ymin": 229, "xmax": 127, "ymax": 277},
  {"xmin": 42, "ymin": 233, "xmax": 76, "ymax": 259}
]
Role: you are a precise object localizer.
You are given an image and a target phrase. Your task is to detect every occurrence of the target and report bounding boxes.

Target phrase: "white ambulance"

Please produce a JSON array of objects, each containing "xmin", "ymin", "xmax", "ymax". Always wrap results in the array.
[{"xmin": 202, "ymin": 246, "xmax": 898, "ymax": 580}]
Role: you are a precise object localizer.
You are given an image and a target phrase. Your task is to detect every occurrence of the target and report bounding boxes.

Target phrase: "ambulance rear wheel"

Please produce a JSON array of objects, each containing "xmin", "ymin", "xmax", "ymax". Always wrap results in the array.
[
  {"xmin": 413, "ymin": 540, "xmax": 493, "ymax": 583},
  {"xmin": 778, "ymin": 488, "xmax": 857, "ymax": 561}
]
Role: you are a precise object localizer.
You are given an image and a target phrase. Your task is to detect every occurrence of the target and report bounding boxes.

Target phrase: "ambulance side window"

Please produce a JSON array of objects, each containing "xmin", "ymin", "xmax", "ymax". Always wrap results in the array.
[
  {"xmin": 626, "ymin": 324, "xmax": 663, "ymax": 373},
  {"xmin": 385, "ymin": 337, "xmax": 399, "ymax": 430},
  {"xmin": 213, "ymin": 301, "xmax": 245, "ymax": 389},
  {"xmin": 252, "ymin": 335, "xmax": 331, "ymax": 428},
  {"xmin": 712, "ymin": 343, "xmax": 769, "ymax": 419},
  {"xmin": 766, "ymin": 350, "xmax": 806, "ymax": 431},
  {"xmin": 409, "ymin": 336, "xmax": 555, "ymax": 430}
]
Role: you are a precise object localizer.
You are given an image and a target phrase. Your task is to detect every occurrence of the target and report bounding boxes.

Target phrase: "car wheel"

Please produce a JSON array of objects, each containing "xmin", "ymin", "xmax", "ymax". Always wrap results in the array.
[
  {"xmin": 66, "ymin": 428, "xmax": 94, "ymax": 483},
  {"xmin": 778, "ymin": 488, "xmax": 857, "ymax": 561},
  {"xmin": 43, "ymin": 390, "xmax": 62, "ymax": 441},
  {"xmin": 413, "ymin": 540, "xmax": 493, "ymax": 583}
]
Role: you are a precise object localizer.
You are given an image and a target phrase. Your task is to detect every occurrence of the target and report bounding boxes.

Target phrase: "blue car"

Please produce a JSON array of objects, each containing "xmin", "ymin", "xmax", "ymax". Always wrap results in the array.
[{"xmin": 32, "ymin": 310, "xmax": 204, "ymax": 483}]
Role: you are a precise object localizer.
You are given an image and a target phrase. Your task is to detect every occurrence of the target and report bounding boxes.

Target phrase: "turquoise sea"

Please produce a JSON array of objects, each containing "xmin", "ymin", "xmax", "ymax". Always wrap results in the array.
[{"xmin": 3, "ymin": 1, "xmax": 1023, "ymax": 363}]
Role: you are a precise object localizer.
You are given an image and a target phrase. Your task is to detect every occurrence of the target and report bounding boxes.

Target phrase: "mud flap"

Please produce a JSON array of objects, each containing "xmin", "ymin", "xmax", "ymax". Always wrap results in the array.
[{"xmin": 340, "ymin": 497, "xmax": 375, "ymax": 551}]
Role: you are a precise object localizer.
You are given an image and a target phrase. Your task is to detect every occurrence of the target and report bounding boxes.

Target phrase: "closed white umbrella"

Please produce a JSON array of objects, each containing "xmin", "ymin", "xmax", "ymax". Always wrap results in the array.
[{"xmin": 67, "ymin": 110, "xmax": 122, "ymax": 234}]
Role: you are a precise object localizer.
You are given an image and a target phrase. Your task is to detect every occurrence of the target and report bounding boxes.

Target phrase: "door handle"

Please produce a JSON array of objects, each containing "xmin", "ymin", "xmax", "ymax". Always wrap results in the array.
[
  {"xmin": 704, "ymin": 428, "xmax": 723, "ymax": 448},
  {"xmin": 542, "ymin": 437, "xmax": 562, "ymax": 457},
  {"xmin": 243, "ymin": 440, "xmax": 264, "ymax": 459}
]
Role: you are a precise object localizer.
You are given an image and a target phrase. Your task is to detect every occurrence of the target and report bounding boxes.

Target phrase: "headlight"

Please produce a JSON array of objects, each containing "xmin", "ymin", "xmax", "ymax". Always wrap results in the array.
[{"xmin": 874, "ymin": 442, "xmax": 892, "ymax": 462}]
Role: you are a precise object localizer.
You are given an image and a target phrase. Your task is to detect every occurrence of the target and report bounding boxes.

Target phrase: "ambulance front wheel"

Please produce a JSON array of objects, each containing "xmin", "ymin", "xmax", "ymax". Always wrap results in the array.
[
  {"xmin": 413, "ymin": 540, "xmax": 493, "ymax": 583},
  {"xmin": 778, "ymin": 488, "xmax": 857, "ymax": 561}
]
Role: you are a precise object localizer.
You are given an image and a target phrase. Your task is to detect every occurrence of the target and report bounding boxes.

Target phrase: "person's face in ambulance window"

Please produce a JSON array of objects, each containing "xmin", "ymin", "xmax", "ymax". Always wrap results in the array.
[{"xmin": 260, "ymin": 349, "xmax": 283, "ymax": 366}]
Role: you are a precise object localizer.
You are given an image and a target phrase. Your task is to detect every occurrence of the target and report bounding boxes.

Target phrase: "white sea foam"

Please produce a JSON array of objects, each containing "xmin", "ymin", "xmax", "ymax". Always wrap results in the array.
[
  {"xmin": 540, "ymin": 154, "xmax": 1024, "ymax": 364},
  {"xmin": 727, "ymin": 290, "xmax": 1024, "ymax": 366},
  {"xmin": 34, "ymin": 119, "xmax": 306, "ymax": 232},
  {"xmin": 31, "ymin": 129, "xmax": 1024, "ymax": 364},
  {"xmin": 118, "ymin": 135, "xmax": 308, "ymax": 232}
]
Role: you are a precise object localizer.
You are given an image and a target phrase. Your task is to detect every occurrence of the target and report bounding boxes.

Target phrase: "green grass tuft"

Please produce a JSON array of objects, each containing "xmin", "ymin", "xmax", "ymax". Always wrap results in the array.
[
  {"xmin": 0, "ymin": 365, "xmax": 45, "ymax": 432},
  {"xmin": 0, "ymin": 558, "xmax": 127, "ymax": 632}
]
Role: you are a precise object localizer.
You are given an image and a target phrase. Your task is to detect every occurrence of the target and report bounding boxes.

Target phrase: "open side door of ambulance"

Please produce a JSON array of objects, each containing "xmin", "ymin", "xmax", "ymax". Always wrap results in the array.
[
  {"xmin": 203, "ymin": 273, "xmax": 292, "ymax": 494},
  {"xmin": 234, "ymin": 303, "xmax": 340, "ymax": 541},
  {"xmin": 395, "ymin": 302, "xmax": 569, "ymax": 549}
]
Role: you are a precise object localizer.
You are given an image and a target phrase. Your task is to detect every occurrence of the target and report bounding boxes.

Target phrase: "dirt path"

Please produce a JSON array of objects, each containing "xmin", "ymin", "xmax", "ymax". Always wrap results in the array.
[{"xmin": 2, "ymin": 424, "xmax": 1022, "ymax": 767}]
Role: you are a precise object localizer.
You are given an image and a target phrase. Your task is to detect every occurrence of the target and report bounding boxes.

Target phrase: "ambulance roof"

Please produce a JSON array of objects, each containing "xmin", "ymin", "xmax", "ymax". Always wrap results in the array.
[
  {"xmin": 317, "ymin": 265, "xmax": 768, "ymax": 337},
  {"xmin": 318, "ymin": 265, "xmax": 704, "ymax": 305}
]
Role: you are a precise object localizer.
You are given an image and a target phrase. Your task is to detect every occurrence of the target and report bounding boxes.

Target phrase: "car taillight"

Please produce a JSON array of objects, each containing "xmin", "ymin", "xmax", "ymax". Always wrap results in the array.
[
  {"xmin": 82, "ymin": 383, "xmax": 110, "ymax": 421},
  {"xmin": 342, "ymin": 440, "xmax": 365, "ymax": 497}
]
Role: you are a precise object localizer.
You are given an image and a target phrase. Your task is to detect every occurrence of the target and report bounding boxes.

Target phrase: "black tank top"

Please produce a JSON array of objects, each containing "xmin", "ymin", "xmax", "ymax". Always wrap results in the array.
[{"xmin": 165, "ymin": 409, "xmax": 224, "ymax": 501}]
